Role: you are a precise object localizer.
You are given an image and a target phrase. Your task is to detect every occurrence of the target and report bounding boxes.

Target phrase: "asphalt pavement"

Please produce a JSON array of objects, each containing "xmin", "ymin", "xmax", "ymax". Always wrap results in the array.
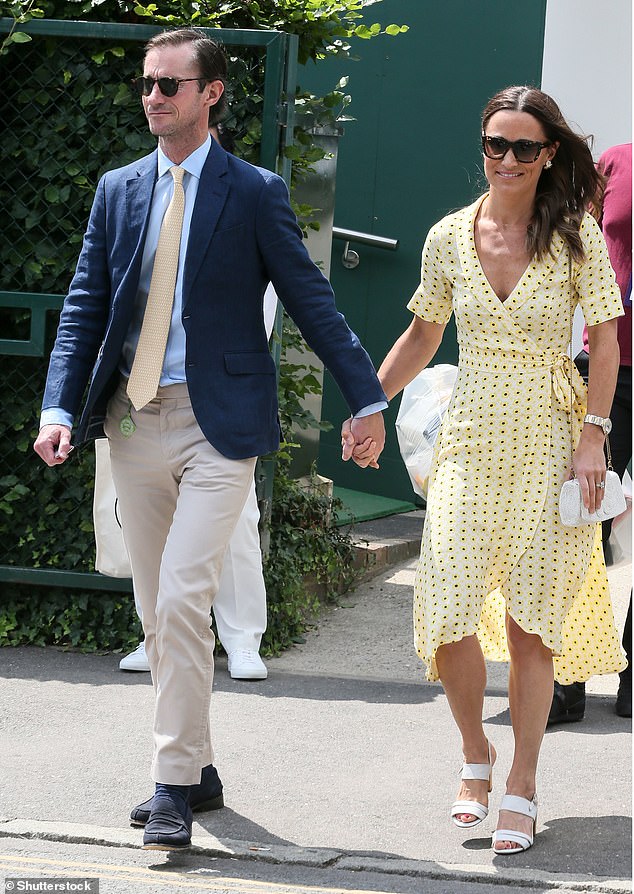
[{"xmin": 0, "ymin": 511, "xmax": 631, "ymax": 894}]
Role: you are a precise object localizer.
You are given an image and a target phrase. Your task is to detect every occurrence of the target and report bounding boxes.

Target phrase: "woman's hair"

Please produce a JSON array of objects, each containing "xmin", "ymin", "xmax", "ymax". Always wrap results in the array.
[
  {"xmin": 482, "ymin": 85, "xmax": 603, "ymax": 261},
  {"xmin": 144, "ymin": 28, "xmax": 228, "ymax": 122}
]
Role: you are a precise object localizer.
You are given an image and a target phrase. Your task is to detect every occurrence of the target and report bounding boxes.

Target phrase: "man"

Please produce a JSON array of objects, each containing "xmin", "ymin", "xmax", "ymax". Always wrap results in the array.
[
  {"xmin": 120, "ymin": 124, "xmax": 272, "ymax": 681},
  {"xmin": 34, "ymin": 28, "xmax": 385, "ymax": 851}
]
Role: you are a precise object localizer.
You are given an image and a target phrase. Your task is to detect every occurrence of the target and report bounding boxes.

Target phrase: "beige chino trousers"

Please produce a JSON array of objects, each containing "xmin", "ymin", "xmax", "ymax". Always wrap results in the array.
[{"xmin": 105, "ymin": 381, "xmax": 257, "ymax": 784}]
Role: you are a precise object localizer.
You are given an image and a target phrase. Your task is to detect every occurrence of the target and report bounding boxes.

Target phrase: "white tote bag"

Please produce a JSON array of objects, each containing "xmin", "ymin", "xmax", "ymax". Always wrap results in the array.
[{"xmin": 93, "ymin": 438, "xmax": 132, "ymax": 578}]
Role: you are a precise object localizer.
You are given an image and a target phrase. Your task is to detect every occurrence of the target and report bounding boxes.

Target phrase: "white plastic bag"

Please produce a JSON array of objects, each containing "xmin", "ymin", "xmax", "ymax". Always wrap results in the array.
[
  {"xmin": 93, "ymin": 438, "xmax": 132, "ymax": 577},
  {"xmin": 607, "ymin": 470, "xmax": 632, "ymax": 565},
  {"xmin": 395, "ymin": 364, "xmax": 458, "ymax": 499}
]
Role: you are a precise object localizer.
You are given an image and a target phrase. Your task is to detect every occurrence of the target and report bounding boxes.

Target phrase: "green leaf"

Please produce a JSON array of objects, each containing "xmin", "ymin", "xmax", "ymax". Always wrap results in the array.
[
  {"xmin": 283, "ymin": 144, "xmax": 302, "ymax": 160},
  {"xmin": 112, "ymin": 83, "xmax": 132, "ymax": 106},
  {"xmin": 8, "ymin": 31, "xmax": 32, "ymax": 44},
  {"xmin": 353, "ymin": 24, "xmax": 372, "ymax": 39}
]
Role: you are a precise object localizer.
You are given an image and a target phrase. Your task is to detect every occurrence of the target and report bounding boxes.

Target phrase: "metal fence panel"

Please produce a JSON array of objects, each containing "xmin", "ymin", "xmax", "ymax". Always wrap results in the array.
[{"xmin": 0, "ymin": 18, "xmax": 297, "ymax": 589}]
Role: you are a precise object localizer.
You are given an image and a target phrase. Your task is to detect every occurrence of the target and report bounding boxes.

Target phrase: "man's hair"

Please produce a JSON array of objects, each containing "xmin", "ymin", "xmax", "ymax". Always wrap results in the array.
[{"xmin": 145, "ymin": 28, "xmax": 228, "ymax": 121}]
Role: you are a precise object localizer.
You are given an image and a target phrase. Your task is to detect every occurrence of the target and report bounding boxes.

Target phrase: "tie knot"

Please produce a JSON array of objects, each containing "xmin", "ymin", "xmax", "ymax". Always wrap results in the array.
[{"xmin": 170, "ymin": 165, "xmax": 185, "ymax": 185}]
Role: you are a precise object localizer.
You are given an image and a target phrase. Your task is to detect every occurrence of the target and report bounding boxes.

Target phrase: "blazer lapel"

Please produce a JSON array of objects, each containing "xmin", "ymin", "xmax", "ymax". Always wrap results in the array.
[
  {"xmin": 125, "ymin": 151, "xmax": 157, "ymax": 249},
  {"xmin": 183, "ymin": 144, "xmax": 230, "ymax": 303}
]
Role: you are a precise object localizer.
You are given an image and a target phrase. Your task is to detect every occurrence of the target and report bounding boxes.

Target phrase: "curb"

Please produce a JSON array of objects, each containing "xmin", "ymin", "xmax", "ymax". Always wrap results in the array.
[
  {"xmin": 0, "ymin": 820, "xmax": 629, "ymax": 894},
  {"xmin": 351, "ymin": 509, "xmax": 424, "ymax": 581}
]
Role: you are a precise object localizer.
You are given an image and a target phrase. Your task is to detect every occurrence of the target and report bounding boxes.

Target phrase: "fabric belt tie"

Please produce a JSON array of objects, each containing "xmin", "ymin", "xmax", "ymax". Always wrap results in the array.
[
  {"xmin": 551, "ymin": 353, "xmax": 586, "ymax": 412},
  {"xmin": 458, "ymin": 347, "xmax": 586, "ymax": 430}
]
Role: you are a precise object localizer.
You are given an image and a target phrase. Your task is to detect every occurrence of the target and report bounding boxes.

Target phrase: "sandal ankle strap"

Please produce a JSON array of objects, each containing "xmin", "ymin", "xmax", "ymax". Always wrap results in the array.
[
  {"xmin": 461, "ymin": 762, "xmax": 490, "ymax": 780},
  {"xmin": 460, "ymin": 740, "xmax": 493, "ymax": 781}
]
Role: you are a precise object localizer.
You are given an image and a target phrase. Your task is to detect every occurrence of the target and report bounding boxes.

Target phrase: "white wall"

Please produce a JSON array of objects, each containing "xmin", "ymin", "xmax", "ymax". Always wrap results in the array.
[
  {"xmin": 541, "ymin": 0, "xmax": 632, "ymax": 350},
  {"xmin": 541, "ymin": 0, "xmax": 632, "ymax": 159}
]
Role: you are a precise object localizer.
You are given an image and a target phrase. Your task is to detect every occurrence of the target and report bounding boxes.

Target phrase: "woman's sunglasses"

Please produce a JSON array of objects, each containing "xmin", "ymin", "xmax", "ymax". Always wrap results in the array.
[
  {"xmin": 482, "ymin": 134, "xmax": 552, "ymax": 164},
  {"xmin": 131, "ymin": 76, "xmax": 207, "ymax": 98}
]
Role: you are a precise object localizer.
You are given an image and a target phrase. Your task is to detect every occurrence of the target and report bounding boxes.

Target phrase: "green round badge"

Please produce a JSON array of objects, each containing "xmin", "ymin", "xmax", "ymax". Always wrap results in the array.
[{"xmin": 119, "ymin": 414, "xmax": 136, "ymax": 438}]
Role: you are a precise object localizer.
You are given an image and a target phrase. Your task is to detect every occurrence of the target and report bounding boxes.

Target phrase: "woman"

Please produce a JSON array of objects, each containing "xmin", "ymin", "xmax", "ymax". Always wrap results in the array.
[{"xmin": 344, "ymin": 86, "xmax": 626, "ymax": 854}]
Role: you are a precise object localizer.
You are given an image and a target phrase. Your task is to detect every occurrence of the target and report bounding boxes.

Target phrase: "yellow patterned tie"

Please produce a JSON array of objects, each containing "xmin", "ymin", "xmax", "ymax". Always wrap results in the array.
[{"xmin": 127, "ymin": 165, "xmax": 186, "ymax": 410}]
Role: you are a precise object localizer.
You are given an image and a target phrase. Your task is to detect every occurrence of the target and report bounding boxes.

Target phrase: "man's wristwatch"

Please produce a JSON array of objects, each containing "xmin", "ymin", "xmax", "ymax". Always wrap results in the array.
[{"xmin": 584, "ymin": 414, "xmax": 612, "ymax": 435}]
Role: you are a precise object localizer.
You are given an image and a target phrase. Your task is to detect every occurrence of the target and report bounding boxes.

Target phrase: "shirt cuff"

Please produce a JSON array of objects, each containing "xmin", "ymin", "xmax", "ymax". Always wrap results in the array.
[
  {"xmin": 353, "ymin": 401, "xmax": 388, "ymax": 418},
  {"xmin": 40, "ymin": 408, "xmax": 74, "ymax": 430}
]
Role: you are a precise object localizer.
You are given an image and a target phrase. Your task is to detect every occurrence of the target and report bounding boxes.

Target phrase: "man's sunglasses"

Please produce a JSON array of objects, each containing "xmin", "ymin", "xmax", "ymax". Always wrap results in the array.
[
  {"xmin": 482, "ymin": 134, "xmax": 552, "ymax": 164},
  {"xmin": 131, "ymin": 76, "xmax": 207, "ymax": 97}
]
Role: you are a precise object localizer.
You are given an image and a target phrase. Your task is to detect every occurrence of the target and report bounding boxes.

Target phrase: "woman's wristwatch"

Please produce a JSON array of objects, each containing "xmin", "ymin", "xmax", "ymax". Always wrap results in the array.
[{"xmin": 584, "ymin": 414, "xmax": 612, "ymax": 435}]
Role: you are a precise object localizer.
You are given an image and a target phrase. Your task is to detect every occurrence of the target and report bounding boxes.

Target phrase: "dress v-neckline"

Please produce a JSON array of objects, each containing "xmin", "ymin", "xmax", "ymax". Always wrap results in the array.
[{"xmin": 471, "ymin": 194, "xmax": 535, "ymax": 306}]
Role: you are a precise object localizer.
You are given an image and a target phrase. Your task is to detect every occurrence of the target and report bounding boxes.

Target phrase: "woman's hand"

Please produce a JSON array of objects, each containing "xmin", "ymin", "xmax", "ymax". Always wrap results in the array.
[{"xmin": 571, "ymin": 427, "xmax": 607, "ymax": 514}]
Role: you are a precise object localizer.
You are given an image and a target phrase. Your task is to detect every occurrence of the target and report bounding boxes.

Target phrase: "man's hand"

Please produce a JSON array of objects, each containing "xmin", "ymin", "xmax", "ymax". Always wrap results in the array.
[
  {"xmin": 341, "ymin": 412, "xmax": 385, "ymax": 469},
  {"xmin": 34, "ymin": 424, "xmax": 73, "ymax": 467}
]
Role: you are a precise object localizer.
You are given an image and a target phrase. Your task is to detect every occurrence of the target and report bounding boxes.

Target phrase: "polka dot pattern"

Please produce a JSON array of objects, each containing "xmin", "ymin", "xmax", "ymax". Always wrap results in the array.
[{"xmin": 406, "ymin": 195, "xmax": 626, "ymax": 683}]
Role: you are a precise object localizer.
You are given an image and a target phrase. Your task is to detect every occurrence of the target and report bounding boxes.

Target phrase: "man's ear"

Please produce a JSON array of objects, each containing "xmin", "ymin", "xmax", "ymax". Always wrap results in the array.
[{"xmin": 206, "ymin": 80, "xmax": 224, "ymax": 109}]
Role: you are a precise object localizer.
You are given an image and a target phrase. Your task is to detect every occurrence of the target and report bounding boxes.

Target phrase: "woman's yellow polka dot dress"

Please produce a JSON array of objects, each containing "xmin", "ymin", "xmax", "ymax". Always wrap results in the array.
[{"xmin": 408, "ymin": 195, "xmax": 627, "ymax": 683}]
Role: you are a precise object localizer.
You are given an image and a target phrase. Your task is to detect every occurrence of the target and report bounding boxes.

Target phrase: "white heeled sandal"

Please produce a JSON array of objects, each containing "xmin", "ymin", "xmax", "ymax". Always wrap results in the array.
[
  {"xmin": 492, "ymin": 793, "xmax": 538, "ymax": 854},
  {"xmin": 450, "ymin": 741, "xmax": 494, "ymax": 829}
]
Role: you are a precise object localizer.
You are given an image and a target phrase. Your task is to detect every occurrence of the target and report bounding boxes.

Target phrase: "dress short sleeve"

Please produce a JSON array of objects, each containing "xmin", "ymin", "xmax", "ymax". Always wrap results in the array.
[
  {"xmin": 574, "ymin": 212, "xmax": 624, "ymax": 327},
  {"xmin": 407, "ymin": 220, "xmax": 454, "ymax": 324}
]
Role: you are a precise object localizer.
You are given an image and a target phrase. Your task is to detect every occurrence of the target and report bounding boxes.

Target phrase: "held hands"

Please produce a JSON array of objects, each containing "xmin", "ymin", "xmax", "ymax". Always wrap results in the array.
[
  {"xmin": 570, "ymin": 429, "xmax": 607, "ymax": 516},
  {"xmin": 33, "ymin": 424, "xmax": 74, "ymax": 467},
  {"xmin": 341, "ymin": 412, "xmax": 385, "ymax": 470}
]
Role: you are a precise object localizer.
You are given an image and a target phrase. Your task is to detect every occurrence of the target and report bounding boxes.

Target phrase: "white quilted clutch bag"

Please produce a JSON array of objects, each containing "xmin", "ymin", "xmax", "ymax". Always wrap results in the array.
[{"xmin": 559, "ymin": 470, "xmax": 626, "ymax": 526}]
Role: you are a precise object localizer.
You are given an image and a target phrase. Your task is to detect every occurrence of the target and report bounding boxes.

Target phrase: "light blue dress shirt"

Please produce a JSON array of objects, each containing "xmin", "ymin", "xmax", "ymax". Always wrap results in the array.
[{"xmin": 119, "ymin": 136, "xmax": 211, "ymax": 385}]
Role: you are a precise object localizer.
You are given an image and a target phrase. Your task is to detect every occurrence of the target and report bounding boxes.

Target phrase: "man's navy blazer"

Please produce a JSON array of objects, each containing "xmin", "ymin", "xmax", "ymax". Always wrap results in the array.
[{"xmin": 43, "ymin": 139, "xmax": 386, "ymax": 459}]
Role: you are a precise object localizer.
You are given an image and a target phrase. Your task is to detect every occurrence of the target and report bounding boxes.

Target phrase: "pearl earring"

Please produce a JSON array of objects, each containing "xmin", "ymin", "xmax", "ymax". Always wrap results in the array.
[{"xmin": 544, "ymin": 160, "xmax": 552, "ymax": 169}]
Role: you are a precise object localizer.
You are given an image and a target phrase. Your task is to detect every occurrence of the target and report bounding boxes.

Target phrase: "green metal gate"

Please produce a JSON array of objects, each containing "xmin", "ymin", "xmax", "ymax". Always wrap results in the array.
[{"xmin": 0, "ymin": 18, "xmax": 298, "ymax": 592}]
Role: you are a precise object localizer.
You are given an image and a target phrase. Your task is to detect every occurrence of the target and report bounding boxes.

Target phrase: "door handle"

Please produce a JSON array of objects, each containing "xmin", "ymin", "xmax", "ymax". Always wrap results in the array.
[{"xmin": 332, "ymin": 227, "xmax": 399, "ymax": 269}]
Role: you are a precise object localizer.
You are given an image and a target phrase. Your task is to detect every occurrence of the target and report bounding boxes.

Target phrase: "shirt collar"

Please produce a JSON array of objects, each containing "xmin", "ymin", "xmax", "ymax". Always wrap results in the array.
[{"xmin": 157, "ymin": 134, "xmax": 212, "ymax": 181}]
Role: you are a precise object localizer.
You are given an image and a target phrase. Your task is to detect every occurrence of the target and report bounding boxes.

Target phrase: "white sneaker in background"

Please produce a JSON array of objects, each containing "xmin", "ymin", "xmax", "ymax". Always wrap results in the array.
[
  {"xmin": 227, "ymin": 649, "xmax": 268, "ymax": 680},
  {"xmin": 119, "ymin": 641, "xmax": 150, "ymax": 672}
]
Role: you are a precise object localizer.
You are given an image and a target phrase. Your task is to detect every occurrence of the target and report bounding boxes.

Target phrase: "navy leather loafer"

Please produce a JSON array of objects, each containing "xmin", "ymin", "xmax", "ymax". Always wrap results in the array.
[
  {"xmin": 547, "ymin": 681, "xmax": 586, "ymax": 725},
  {"xmin": 142, "ymin": 795, "xmax": 193, "ymax": 851},
  {"xmin": 131, "ymin": 764, "xmax": 224, "ymax": 827}
]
